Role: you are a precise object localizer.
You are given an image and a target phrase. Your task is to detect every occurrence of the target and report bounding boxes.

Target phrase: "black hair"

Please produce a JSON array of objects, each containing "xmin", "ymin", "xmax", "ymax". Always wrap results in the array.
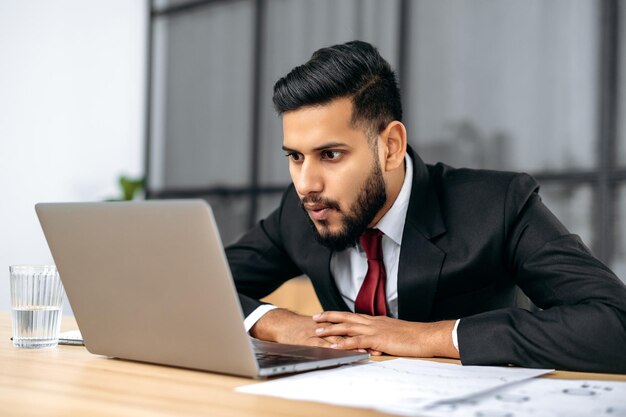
[{"xmin": 272, "ymin": 40, "xmax": 402, "ymax": 138}]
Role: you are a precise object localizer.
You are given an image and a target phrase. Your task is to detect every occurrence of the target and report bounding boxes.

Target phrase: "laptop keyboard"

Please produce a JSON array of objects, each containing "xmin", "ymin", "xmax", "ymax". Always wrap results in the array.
[{"xmin": 255, "ymin": 352, "xmax": 316, "ymax": 368}]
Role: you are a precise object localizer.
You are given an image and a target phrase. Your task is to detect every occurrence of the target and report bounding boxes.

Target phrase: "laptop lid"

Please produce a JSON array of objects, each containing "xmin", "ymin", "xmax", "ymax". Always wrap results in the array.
[{"xmin": 35, "ymin": 200, "xmax": 368, "ymax": 377}]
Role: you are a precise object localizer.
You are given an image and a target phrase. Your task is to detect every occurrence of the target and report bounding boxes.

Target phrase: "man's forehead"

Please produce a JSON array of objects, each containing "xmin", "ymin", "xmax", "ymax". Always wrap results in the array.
[{"xmin": 281, "ymin": 99, "xmax": 368, "ymax": 150}]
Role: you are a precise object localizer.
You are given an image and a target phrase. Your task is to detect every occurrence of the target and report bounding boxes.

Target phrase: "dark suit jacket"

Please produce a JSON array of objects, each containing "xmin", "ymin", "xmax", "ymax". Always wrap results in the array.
[{"xmin": 226, "ymin": 148, "xmax": 626, "ymax": 373}]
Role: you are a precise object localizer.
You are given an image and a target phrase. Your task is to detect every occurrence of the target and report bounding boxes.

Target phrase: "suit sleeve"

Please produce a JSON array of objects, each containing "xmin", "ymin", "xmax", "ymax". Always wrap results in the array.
[
  {"xmin": 225, "ymin": 190, "xmax": 303, "ymax": 317},
  {"xmin": 458, "ymin": 174, "xmax": 626, "ymax": 373}
]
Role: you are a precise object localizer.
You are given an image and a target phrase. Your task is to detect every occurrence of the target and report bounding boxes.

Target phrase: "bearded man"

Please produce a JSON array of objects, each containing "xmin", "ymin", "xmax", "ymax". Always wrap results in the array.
[{"xmin": 225, "ymin": 40, "xmax": 626, "ymax": 373}]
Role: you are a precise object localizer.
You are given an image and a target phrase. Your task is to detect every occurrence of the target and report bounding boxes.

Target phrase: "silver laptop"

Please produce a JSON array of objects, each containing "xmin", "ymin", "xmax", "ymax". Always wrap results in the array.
[{"xmin": 35, "ymin": 200, "xmax": 368, "ymax": 378}]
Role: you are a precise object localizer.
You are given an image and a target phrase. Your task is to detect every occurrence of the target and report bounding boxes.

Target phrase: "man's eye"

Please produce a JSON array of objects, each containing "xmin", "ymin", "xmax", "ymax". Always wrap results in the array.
[
  {"xmin": 285, "ymin": 152, "xmax": 302, "ymax": 162},
  {"xmin": 321, "ymin": 150, "xmax": 342, "ymax": 160}
]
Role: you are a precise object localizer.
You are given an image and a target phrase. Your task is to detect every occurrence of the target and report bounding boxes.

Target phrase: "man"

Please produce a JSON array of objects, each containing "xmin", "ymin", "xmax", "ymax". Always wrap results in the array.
[{"xmin": 226, "ymin": 41, "xmax": 626, "ymax": 373}]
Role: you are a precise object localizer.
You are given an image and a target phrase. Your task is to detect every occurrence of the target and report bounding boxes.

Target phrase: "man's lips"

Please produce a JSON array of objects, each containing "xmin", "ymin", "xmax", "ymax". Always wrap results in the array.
[{"xmin": 304, "ymin": 204, "xmax": 333, "ymax": 221}]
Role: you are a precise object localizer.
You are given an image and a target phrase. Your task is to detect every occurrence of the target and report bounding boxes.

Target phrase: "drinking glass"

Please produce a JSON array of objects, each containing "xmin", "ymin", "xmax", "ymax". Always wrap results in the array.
[{"xmin": 9, "ymin": 265, "xmax": 65, "ymax": 348}]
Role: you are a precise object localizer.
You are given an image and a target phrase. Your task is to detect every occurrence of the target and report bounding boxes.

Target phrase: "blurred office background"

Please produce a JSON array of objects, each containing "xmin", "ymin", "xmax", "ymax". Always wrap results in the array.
[
  {"xmin": 146, "ymin": 0, "xmax": 626, "ymax": 280},
  {"xmin": 1, "ymin": 0, "xmax": 625, "ymax": 310}
]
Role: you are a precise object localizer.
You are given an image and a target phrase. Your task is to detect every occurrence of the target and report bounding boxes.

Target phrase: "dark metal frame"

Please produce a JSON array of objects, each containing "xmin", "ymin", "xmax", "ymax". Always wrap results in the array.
[
  {"xmin": 247, "ymin": 0, "xmax": 266, "ymax": 226},
  {"xmin": 151, "ymin": 0, "xmax": 230, "ymax": 17},
  {"xmin": 144, "ymin": 0, "xmax": 623, "ymax": 264},
  {"xmin": 595, "ymin": 0, "xmax": 620, "ymax": 263}
]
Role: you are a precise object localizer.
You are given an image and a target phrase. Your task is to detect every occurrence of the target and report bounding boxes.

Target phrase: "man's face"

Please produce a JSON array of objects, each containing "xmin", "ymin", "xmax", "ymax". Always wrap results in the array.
[{"xmin": 282, "ymin": 98, "xmax": 387, "ymax": 251}]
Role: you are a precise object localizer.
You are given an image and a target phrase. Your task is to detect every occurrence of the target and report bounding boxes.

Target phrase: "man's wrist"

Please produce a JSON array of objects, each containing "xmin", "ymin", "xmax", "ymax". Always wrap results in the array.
[
  {"xmin": 244, "ymin": 304, "xmax": 278, "ymax": 333},
  {"xmin": 427, "ymin": 320, "xmax": 460, "ymax": 359},
  {"xmin": 249, "ymin": 308, "xmax": 296, "ymax": 341}
]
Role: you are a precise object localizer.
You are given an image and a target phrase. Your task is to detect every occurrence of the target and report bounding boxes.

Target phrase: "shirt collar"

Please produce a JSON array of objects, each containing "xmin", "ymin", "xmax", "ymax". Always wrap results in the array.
[{"xmin": 373, "ymin": 154, "xmax": 413, "ymax": 246}]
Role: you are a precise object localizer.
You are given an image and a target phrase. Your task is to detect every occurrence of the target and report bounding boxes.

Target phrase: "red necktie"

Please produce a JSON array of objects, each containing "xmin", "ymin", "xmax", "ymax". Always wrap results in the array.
[{"xmin": 354, "ymin": 229, "xmax": 388, "ymax": 316}]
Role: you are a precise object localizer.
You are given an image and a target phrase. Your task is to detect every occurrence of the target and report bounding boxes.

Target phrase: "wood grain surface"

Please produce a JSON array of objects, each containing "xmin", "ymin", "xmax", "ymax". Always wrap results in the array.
[{"xmin": 1, "ymin": 312, "xmax": 623, "ymax": 417}]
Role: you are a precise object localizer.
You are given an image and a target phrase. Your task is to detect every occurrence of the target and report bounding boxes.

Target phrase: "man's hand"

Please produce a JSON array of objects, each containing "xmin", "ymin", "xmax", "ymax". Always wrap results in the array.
[
  {"xmin": 249, "ymin": 308, "xmax": 353, "ymax": 349},
  {"xmin": 312, "ymin": 311, "xmax": 459, "ymax": 358}
]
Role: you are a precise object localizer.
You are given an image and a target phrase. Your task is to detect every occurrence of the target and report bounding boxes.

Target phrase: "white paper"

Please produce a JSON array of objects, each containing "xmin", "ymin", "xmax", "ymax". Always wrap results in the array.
[
  {"xmin": 236, "ymin": 359, "xmax": 552, "ymax": 415},
  {"xmin": 421, "ymin": 378, "xmax": 626, "ymax": 417},
  {"xmin": 58, "ymin": 329, "xmax": 84, "ymax": 345}
]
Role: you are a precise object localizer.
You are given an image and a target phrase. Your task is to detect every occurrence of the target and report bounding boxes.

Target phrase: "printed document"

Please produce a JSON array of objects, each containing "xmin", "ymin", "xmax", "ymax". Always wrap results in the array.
[
  {"xmin": 236, "ymin": 358, "xmax": 552, "ymax": 415},
  {"xmin": 421, "ymin": 378, "xmax": 626, "ymax": 417}
]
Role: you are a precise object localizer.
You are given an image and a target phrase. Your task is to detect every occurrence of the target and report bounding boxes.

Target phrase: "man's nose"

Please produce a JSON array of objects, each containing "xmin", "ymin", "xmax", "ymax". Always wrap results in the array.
[{"xmin": 295, "ymin": 160, "xmax": 323, "ymax": 196}]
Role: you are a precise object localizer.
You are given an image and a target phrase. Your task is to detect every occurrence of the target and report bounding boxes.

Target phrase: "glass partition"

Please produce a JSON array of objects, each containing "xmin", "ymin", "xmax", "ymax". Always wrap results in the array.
[{"xmin": 147, "ymin": 0, "xmax": 623, "ymax": 265}]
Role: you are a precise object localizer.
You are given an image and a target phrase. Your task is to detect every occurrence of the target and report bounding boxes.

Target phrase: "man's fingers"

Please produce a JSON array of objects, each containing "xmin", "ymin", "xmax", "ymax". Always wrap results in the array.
[
  {"xmin": 330, "ymin": 335, "xmax": 372, "ymax": 351},
  {"xmin": 306, "ymin": 337, "xmax": 335, "ymax": 348},
  {"xmin": 315, "ymin": 323, "xmax": 367, "ymax": 337},
  {"xmin": 321, "ymin": 335, "xmax": 345, "ymax": 345},
  {"xmin": 312, "ymin": 311, "xmax": 370, "ymax": 324}
]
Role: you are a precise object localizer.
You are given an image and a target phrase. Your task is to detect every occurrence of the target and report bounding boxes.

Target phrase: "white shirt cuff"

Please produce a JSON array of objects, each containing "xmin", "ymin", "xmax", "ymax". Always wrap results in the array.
[
  {"xmin": 244, "ymin": 304, "xmax": 279, "ymax": 333},
  {"xmin": 451, "ymin": 319, "xmax": 460, "ymax": 352}
]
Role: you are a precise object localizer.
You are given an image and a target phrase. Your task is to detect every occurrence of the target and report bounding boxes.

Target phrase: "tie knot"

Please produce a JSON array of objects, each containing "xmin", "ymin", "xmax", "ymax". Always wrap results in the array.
[{"xmin": 360, "ymin": 229, "xmax": 383, "ymax": 260}]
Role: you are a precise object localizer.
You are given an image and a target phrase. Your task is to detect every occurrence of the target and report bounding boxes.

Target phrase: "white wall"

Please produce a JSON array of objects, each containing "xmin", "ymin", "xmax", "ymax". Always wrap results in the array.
[{"xmin": 0, "ymin": 1, "xmax": 146, "ymax": 311}]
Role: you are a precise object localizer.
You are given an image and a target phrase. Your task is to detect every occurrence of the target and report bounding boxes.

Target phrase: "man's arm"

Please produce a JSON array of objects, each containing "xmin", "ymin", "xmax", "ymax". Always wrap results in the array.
[{"xmin": 457, "ymin": 174, "xmax": 626, "ymax": 373}]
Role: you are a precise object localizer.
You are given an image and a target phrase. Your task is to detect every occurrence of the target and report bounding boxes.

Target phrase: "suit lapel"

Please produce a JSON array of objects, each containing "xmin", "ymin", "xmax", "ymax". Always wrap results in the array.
[
  {"xmin": 398, "ymin": 148, "xmax": 447, "ymax": 322},
  {"xmin": 397, "ymin": 223, "xmax": 446, "ymax": 321}
]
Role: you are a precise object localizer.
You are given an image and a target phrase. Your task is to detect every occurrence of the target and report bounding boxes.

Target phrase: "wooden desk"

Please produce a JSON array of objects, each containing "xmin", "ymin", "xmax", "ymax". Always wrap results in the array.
[{"xmin": 0, "ymin": 312, "xmax": 624, "ymax": 417}]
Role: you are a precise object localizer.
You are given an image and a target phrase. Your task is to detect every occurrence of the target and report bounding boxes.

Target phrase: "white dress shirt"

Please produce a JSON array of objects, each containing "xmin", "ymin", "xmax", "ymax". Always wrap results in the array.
[{"xmin": 244, "ymin": 155, "xmax": 460, "ymax": 352}]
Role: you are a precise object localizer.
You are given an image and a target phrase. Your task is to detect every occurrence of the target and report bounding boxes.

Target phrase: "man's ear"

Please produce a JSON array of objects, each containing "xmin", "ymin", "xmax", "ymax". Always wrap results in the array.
[{"xmin": 379, "ymin": 121, "xmax": 407, "ymax": 171}]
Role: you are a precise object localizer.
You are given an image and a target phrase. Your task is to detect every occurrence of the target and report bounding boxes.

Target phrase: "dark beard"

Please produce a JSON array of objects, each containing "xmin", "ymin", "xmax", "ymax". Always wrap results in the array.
[{"xmin": 300, "ymin": 159, "xmax": 387, "ymax": 252}]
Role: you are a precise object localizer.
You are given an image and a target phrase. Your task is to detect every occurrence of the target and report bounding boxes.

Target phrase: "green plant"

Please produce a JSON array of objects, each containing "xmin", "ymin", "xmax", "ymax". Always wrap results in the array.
[{"xmin": 108, "ymin": 175, "xmax": 145, "ymax": 201}]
